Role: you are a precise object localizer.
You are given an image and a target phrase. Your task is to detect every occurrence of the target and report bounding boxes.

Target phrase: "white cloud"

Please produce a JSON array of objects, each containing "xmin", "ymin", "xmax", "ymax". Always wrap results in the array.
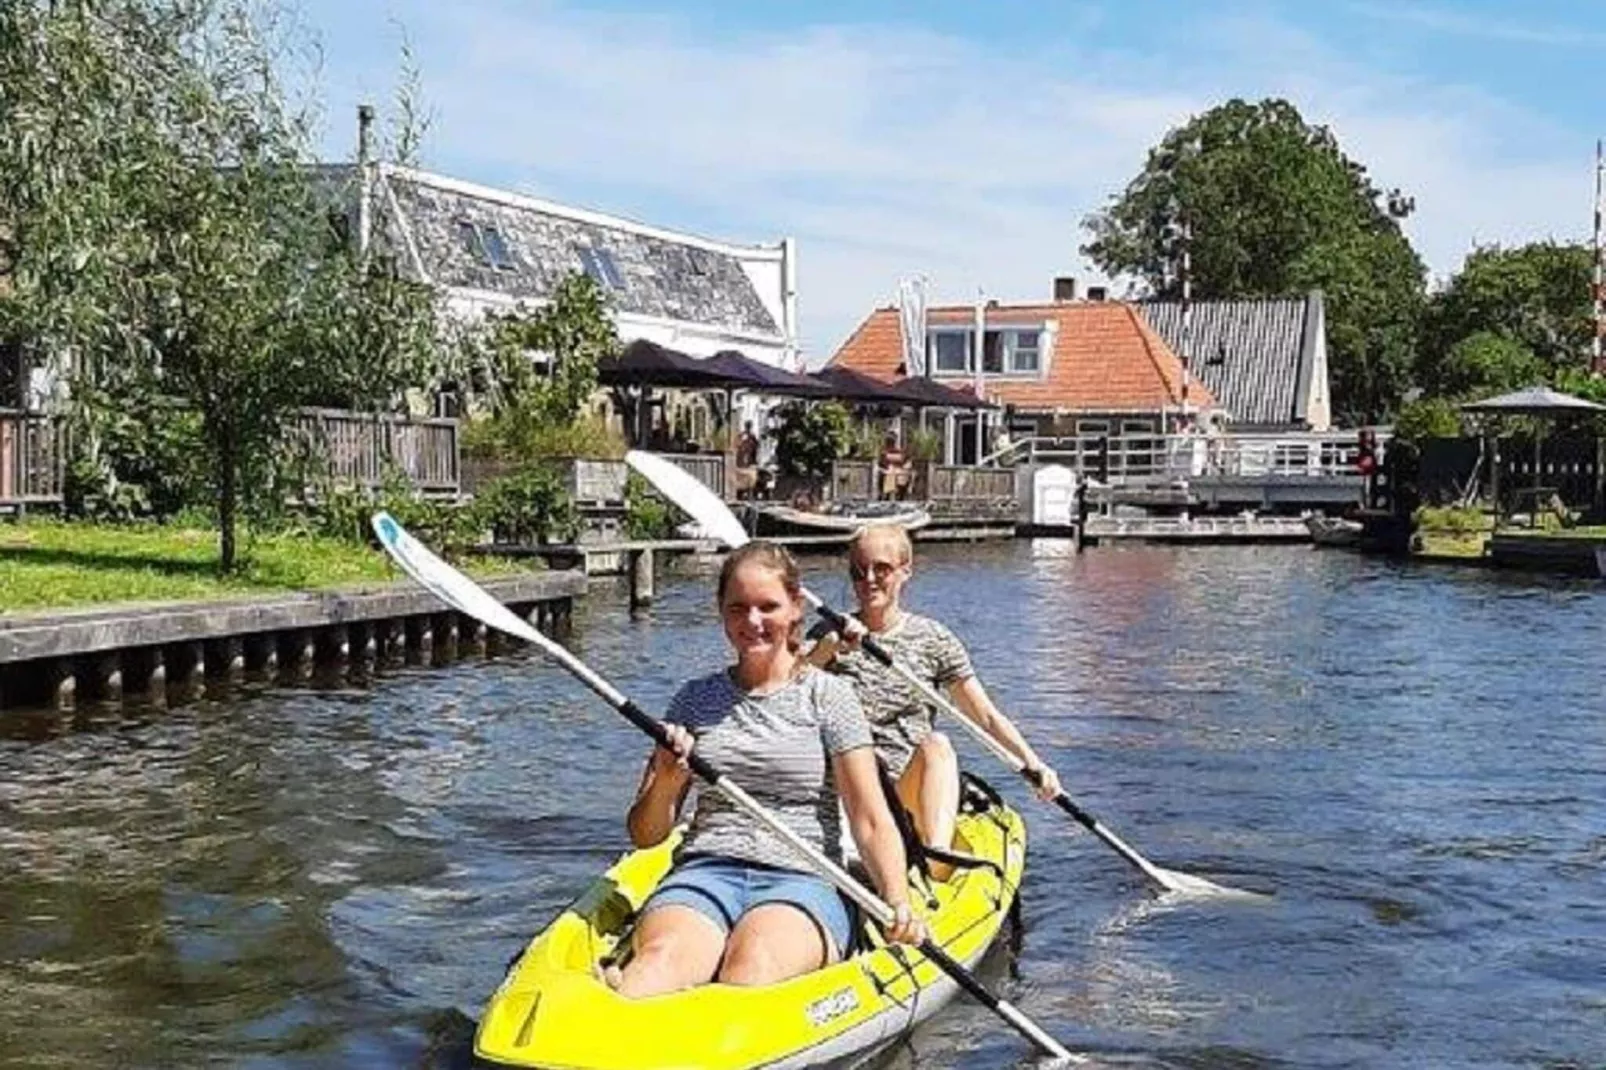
[{"xmin": 315, "ymin": 2, "xmax": 1593, "ymax": 359}]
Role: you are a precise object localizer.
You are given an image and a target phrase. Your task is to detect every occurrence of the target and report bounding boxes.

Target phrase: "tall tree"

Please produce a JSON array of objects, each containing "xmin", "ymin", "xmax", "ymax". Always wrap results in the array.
[
  {"xmin": 1082, "ymin": 97, "xmax": 1426, "ymax": 423},
  {"xmin": 1418, "ymin": 241, "xmax": 1593, "ymax": 397},
  {"xmin": 0, "ymin": 0, "xmax": 442, "ymax": 569}
]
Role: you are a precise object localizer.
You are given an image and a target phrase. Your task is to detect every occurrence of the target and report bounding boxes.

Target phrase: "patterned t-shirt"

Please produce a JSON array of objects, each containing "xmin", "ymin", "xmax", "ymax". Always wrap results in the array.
[
  {"xmin": 808, "ymin": 612, "xmax": 975, "ymax": 775},
  {"xmin": 663, "ymin": 666, "xmax": 872, "ymax": 870}
]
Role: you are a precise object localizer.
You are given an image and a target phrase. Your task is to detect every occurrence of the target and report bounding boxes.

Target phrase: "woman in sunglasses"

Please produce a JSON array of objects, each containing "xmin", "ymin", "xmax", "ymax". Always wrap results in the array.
[{"xmin": 806, "ymin": 524, "xmax": 1062, "ymax": 872}]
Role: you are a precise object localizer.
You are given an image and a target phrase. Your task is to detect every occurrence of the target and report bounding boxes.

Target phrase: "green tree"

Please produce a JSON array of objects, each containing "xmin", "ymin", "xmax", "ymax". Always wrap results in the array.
[
  {"xmin": 774, "ymin": 401, "xmax": 852, "ymax": 478},
  {"xmin": 459, "ymin": 272, "xmax": 620, "ymax": 459},
  {"xmin": 1429, "ymin": 331, "xmax": 1546, "ymax": 400},
  {"xmin": 1418, "ymin": 241, "xmax": 1593, "ymax": 396},
  {"xmin": 0, "ymin": 0, "xmax": 443, "ymax": 569},
  {"xmin": 1081, "ymin": 97, "xmax": 1426, "ymax": 423}
]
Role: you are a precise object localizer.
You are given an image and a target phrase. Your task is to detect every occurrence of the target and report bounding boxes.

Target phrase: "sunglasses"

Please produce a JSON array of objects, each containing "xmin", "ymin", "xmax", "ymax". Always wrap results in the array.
[{"xmin": 848, "ymin": 560, "xmax": 902, "ymax": 583}]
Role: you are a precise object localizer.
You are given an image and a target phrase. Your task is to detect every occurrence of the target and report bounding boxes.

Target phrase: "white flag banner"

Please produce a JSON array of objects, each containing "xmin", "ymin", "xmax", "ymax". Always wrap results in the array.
[{"xmin": 897, "ymin": 276, "xmax": 928, "ymax": 377}]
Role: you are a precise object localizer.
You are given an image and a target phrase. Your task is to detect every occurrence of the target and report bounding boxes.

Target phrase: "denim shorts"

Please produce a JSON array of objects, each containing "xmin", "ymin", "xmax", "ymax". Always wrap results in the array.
[{"xmin": 642, "ymin": 854, "xmax": 855, "ymax": 957}]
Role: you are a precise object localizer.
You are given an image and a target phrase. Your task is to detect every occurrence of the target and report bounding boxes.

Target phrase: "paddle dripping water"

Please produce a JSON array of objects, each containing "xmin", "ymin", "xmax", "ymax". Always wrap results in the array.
[{"xmin": 623, "ymin": 449, "xmax": 1258, "ymax": 902}]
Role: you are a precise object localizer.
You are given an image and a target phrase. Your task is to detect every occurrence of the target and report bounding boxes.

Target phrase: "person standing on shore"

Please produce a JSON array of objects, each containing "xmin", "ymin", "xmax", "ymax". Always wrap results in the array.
[{"xmin": 805, "ymin": 524, "xmax": 1063, "ymax": 871}]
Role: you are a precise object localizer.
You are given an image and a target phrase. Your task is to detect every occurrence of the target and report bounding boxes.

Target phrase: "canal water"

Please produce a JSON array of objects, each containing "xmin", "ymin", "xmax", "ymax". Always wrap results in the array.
[{"xmin": 2, "ymin": 543, "xmax": 1602, "ymax": 1069}]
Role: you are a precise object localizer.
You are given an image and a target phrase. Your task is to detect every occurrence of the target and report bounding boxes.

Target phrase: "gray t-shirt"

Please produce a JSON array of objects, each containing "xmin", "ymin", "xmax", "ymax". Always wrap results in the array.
[
  {"xmin": 809, "ymin": 612, "xmax": 975, "ymax": 775},
  {"xmin": 664, "ymin": 666, "xmax": 872, "ymax": 870}
]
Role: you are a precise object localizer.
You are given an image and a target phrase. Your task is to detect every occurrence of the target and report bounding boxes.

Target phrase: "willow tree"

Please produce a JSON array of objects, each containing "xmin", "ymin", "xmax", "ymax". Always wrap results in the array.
[
  {"xmin": 1082, "ymin": 98, "xmax": 1426, "ymax": 423},
  {"xmin": 0, "ymin": 0, "xmax": 441, "ymax": 568}
]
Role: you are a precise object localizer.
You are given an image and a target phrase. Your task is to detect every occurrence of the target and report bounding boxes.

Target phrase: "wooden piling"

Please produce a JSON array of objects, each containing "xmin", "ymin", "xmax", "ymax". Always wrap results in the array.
[
  {"xmin": 169, "ymin": 642, "xmax": 205, "ymax": 703},
  {"xmin": 434, "ymin": 613, "xmax": 459, "ymax": 664},
  {"xmin": 205, "ymin": 637, "xmax": 245, "ymax": 687},
  {"xmin": 92, "ymin": 652, "xmax": 124, "ymax": 704},
  {"xmin": 630, "ymin": 549, "xmax": 655, "ymax": 607},
  {"xmin": 49, "ymin": 658, "xmax": 77, "ymax": 712}
]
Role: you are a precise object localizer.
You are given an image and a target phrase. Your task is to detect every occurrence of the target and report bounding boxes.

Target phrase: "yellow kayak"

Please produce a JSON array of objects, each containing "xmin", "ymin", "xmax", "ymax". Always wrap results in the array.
[{"xmin": 474, "ymin": 774, "xmax": 1028, "ymax": 1070}]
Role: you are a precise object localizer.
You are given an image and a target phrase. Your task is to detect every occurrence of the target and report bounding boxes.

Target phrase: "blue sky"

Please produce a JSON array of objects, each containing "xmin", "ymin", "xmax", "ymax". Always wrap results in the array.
[{"xmin": 297, "ymin": 0, "xmax": 1601, "ymax": 360}]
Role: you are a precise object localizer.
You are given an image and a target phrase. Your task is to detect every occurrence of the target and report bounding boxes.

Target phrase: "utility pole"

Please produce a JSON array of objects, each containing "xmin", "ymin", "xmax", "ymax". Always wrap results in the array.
[
  {"xmin": 1180, "ymin": 214, "xmax": 1192, "ymax": 418},
  {"xmin": 1594, "ymin": 139, "xmax": 1604, "ymax": 375}
]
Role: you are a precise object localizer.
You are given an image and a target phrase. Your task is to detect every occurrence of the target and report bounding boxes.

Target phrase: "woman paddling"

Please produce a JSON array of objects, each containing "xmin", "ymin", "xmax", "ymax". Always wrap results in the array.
[
  {"xmin": 806, "ymin": 524, "xmax": 1063, "ymax": 872},
  {"xmin": 609, "ymin": 541, "xmax": 925, "ymax": 999}
]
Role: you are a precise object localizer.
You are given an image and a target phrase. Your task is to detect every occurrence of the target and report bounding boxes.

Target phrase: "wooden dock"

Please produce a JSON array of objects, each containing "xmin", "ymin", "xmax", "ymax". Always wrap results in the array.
[{"xmin": 0, "ymin": 571, "xmax": 584, "ymax": 714}]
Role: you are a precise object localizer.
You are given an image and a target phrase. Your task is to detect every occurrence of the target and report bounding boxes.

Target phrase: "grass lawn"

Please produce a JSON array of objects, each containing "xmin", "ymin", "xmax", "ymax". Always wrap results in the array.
[{"xmin": 1, "ymin": 519, "xmax": 526, "ymax": 613}]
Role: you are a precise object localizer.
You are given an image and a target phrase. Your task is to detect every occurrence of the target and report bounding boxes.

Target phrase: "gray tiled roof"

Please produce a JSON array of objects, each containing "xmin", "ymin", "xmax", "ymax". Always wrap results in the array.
[
  {"xmin": 1137, "ymin": 293, "xmax": 1321, "ymax": 428},
  {"xmin": 377, "ymin": 171, "xmax": 780, "ymax": 338}
]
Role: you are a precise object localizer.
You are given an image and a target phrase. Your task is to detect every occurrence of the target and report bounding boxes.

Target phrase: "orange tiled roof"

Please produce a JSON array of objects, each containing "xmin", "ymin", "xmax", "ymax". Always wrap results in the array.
[{"xmin": 828, "ymin": 301, "xmax": 1217, "ymax": 413}]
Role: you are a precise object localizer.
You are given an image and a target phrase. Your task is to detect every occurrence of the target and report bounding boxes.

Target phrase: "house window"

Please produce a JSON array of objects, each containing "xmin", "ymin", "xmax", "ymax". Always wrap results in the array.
[
  {"xmin": 930, "ymin": 331, "xmax": 970, "ymax": 373},
  {"xmin": 981, "ymin": 331, "xmax": 1004, "ymax": 374},
  {"xmin": 456, "ymin": 219, "xmax": 485, "ymax": 262},
  {"xmin": 455, "ymin": 219, "xmax": 517, "ymax": 271},
  {"xmin": 928, "ymin": 327, "xmax": 1043, "ymax": 376},
  {"xmin": 578, "ymin": 245, "xmax": 625, "ymax": 290},
  {"xmin": 1008, "ymin": 330, "xmax": 1040, "ymax": 373},
  {"xmin": 686, "ymin": 247, "xmax": 710, "ymax": 275},
  {"xmin": 480, "ymin": 225, "xmax": 516, "ymax": 270}
]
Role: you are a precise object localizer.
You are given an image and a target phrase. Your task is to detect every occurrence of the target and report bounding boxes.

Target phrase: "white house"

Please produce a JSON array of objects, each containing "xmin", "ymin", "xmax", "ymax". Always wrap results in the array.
[{"xmin": 344, "ymin": 161, "xmax": 800, "ymax": 437}]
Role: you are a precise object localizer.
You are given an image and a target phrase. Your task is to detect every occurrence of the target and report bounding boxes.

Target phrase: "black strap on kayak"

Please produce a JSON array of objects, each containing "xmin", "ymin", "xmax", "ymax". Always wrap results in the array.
[{"xmin": 875, "ymin": 760, "xmax": 999, "ymax": 883}]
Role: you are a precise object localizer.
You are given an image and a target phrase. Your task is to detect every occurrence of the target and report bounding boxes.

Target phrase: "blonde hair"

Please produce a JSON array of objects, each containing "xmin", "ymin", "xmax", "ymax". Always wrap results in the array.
[{"xmin": 847, "ymin": 523, "xmax": 913, "ymax": 567}]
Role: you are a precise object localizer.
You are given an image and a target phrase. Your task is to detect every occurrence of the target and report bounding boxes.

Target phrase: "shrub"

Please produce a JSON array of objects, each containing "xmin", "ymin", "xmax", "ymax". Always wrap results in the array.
[
  {"xmin": 774, "ymin": 401, "xmax": 853, "ymax": 477},
  {"xmin": 625, "ymin": 471, "xmax": 679, "ymax": 540},
  {"xmin": 471, "ymin": 463, "xmax": 578, "ymax": 545}
]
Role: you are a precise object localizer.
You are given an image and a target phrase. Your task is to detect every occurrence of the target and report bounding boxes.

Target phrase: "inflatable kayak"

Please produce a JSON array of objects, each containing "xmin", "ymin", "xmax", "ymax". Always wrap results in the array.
[{"xmin": 474, "ymin": 774, "xmax": 1026, "ymax": 1069}]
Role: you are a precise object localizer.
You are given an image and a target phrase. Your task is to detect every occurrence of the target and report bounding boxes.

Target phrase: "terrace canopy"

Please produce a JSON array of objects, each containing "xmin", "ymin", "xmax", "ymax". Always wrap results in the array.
[
  {"xmin": 808, "ymin": 366, "xmax": 924, "ymax": 406},
  {"xmin": 705, "ymin": 349, "xmax": 835, "ymax": 398},
  {"xmin": 595, "ymin": 339, "xmax": 750, "ymax": 390},
  {"xmin": 1460, "ymin": 386, "xmax": 1606, "ymax": 417},
  {"xmin": 885, "ymin": 375, "xmax": 995, "ymax": 411}
]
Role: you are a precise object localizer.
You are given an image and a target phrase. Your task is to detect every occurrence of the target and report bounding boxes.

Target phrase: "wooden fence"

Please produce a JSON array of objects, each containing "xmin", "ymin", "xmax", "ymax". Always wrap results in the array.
[
  {"xmin": 288, "ymin": 407, "xmax": 459, "ymax": 497},
  {"xmin": 1417, "ymin": 434, "xmax": 1605, "ymax": 517},
  {"xmin": 0, "ymin": 410, "xmax": 66, "ymax": 510}
]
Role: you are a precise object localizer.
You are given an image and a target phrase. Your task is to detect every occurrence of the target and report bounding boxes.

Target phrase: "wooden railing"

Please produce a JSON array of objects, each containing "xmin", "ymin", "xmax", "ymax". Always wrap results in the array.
[
  {"xmin": 659, "ymin": 452, "xmax": 726, "ymax": 500},
  {"xmin": 0, "ymin": 410, "xmax": 66, "ymax": 509},
  {"xmin": 1026, "ymin": 431, "xmax": 1373, "ymax": 484},
  {"xmin": 829, "ymin": 460, "xmax": 875, "ymax": 500},
  {"xmin": 288, "ymin": 407, "xmax": 459, "ymax": 496},
  {"xmin": 919, "ymin": 464, "xmax": 1016, "ymax": 502}
]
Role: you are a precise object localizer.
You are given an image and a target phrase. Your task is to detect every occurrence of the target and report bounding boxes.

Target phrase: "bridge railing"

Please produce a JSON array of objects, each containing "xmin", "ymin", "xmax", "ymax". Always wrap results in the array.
[{"xmin": 1025, "ymin": 430, "xmax": 1375, "ymax": 484}]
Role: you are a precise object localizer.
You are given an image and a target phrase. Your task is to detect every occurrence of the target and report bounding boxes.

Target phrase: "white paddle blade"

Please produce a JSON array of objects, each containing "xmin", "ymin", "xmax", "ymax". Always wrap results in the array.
[
  {"xmin": 624, "ymin": 449, "xmax": 750, "ymax": 549},
  {"xmin": 370, "ymin": 511, "xmax": 545, "ymax": 646}
]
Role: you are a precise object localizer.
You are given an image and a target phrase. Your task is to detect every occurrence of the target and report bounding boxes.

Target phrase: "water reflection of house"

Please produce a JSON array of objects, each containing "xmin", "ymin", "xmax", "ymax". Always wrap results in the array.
[
  {"xmin": 826, "ymin": 279, "xmax": 1218, "ymax": 462},
  {"xmin": 338, "ymin": 161, "xmax": 799, "ymax": 442},
  {"xmin": 1135, "ymin": 291, "xmax": 1331, "ymax": 432}
]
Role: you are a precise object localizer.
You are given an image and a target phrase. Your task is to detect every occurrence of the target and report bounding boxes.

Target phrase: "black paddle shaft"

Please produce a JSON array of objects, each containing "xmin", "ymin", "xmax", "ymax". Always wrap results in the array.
[{"xmin": 620, "ymin": 698, "xmax": 723, "ymax": 784}]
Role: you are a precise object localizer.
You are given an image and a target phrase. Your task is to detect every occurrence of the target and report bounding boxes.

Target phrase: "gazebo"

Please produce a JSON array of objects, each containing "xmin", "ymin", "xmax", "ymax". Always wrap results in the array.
[{"xmin": 1461, "ymin": 386, "xmax": 1606, "ymax": 524}]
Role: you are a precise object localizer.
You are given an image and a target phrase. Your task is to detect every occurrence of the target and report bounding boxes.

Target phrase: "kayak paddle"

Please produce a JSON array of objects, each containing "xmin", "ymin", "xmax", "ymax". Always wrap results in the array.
[
  {"xmin": 368, "ymin": 510, "xmax": 1081, "ymax": 1065},
  {"xmin": 624, "ymin": 449, "xmax": 1254, "ymax": 900}
]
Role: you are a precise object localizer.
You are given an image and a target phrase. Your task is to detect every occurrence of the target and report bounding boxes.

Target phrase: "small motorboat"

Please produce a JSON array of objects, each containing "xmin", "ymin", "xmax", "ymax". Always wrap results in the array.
[
  {"xmin": 1306, "ymin": 514, "xmax": 1363, "ymax": 548},
  {"xmin": 749, "ymin": 501, "xmax": 931, "ymax": 537}
]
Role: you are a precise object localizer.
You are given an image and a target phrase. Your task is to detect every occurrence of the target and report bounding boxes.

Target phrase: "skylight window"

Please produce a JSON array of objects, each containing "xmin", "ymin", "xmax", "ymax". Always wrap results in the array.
[
  {"xmin": 480, "ymin": 225, "xmax": 517, "ymax": 270},
  {"xmin": 578, "ymin": 245, "xmax": 625, "ymax": 291},
  {"xmin": 456, "ymin": 219, "xmax": 485, "ymax": 262},
  {"xmin": 457, "ymin": 219, "xmax": 517, "ymax": 271}
]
